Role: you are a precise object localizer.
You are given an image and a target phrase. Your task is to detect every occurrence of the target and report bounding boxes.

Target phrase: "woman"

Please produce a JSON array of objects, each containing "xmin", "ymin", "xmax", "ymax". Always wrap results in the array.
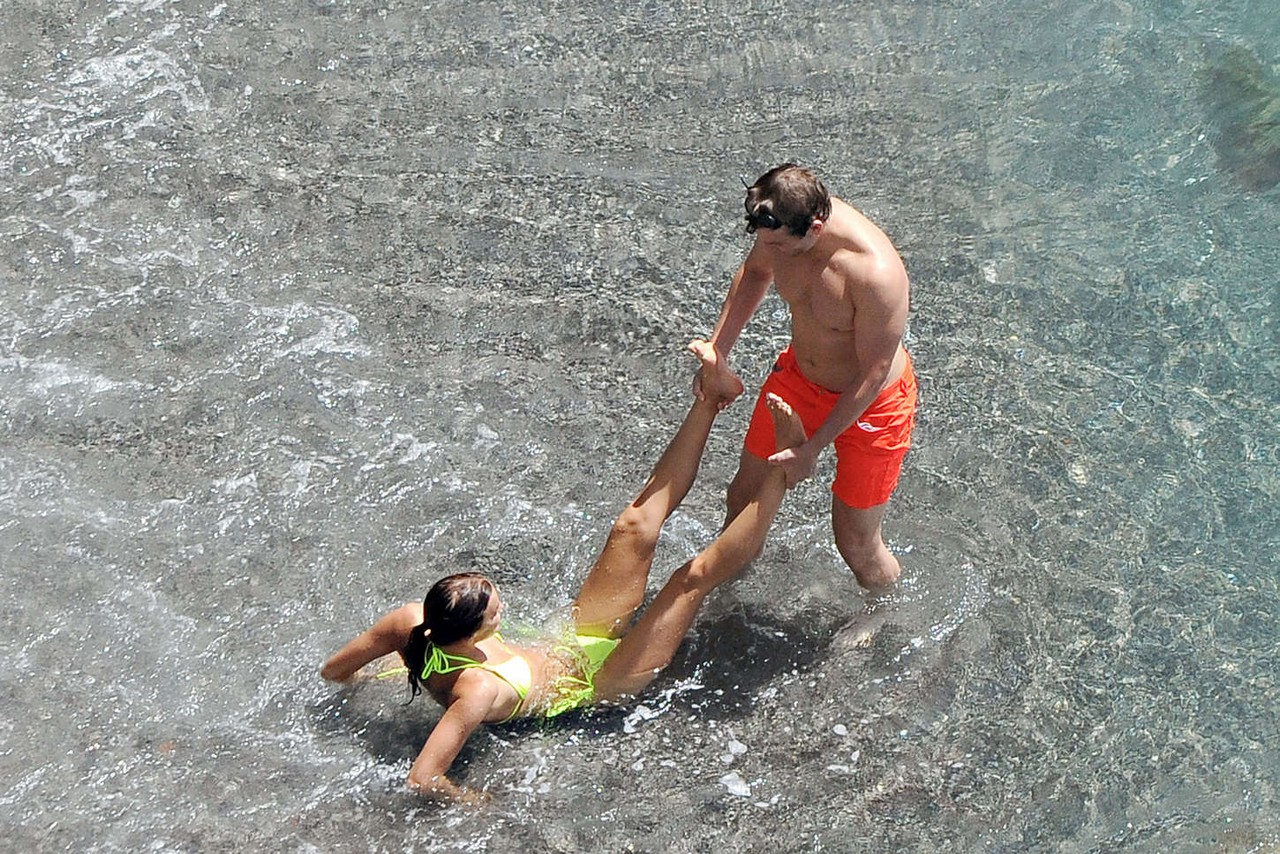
[{"xmin": 321, "ymin": 341, "xmax": 805, "ymax": 803}]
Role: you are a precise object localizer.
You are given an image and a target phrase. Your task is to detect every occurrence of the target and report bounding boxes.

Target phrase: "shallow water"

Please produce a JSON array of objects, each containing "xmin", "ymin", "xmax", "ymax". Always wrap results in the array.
[{"xmin": 2, "ymin": 0, "xmax": 1277, "ymax": 851}]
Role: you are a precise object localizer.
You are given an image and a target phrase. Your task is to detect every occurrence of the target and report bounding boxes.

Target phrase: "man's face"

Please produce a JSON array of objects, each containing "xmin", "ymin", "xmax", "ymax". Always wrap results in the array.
[{"xmin": 753, "ymin": 221, "xmax": 820, "ymax": 256}]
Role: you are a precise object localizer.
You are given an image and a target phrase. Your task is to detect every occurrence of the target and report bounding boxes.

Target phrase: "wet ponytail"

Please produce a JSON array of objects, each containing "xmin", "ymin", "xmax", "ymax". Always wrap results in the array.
[
  {"xmin": 399, "ymin": 573, "xmax": 495, "ymax": 703},
  {"xmin": 402, "ymin": 621, "xmax": 433, "ymax": 701}
]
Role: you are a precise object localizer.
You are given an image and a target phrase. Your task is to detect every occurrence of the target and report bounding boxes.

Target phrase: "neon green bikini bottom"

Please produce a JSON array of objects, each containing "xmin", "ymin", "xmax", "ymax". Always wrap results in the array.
[{"xmin": 544, "ymin": 634, "xmax": 621, "ymax": 718}]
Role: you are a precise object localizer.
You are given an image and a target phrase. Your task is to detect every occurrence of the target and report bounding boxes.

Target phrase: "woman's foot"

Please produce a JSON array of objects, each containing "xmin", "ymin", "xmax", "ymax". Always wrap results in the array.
[
  {"xmin": 766, "ymin": 393, "xmax": 806, "ymax": 450},
  {"xmin": 689, "ymin": 338, "xmax": 744, "ymax": 409}
]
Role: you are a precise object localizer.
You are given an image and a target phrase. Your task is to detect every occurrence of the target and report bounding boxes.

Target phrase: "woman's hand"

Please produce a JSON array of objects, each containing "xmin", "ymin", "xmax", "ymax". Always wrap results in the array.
[
  {"xmin": 407, "ymin": 772, "xmax": 491, "ymax": 806},
  {"xmin": 454, "ymin": 787, "xmax": 492, "ymax": 808}
]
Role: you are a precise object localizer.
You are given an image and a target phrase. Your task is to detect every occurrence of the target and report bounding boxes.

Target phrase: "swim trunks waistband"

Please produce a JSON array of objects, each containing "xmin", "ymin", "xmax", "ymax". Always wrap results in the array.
[{"xmin": 743, "ymin": 347, "xmax": 917, "ymax": 509}]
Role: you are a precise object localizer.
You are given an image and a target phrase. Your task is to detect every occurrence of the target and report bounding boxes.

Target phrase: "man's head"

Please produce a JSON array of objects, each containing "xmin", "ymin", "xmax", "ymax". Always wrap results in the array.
[{"xmin": 744, "ymin": 164, "xmax": 832, "ymax": 237}]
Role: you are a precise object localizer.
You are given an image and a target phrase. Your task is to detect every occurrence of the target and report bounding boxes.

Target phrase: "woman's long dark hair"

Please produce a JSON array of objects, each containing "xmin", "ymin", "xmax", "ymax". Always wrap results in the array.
[{"xmin": 401, "ymin": 573, "xmax": 495, "ymax": 701}]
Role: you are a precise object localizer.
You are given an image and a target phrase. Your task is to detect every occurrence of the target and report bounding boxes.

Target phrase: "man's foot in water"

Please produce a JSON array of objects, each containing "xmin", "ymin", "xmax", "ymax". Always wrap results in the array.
[{"xmin": 834, "ymin": 607, "xmax": 892, "ymax": 650}]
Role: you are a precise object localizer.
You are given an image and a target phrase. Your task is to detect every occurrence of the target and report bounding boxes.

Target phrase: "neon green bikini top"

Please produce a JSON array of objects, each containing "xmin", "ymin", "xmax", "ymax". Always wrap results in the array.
[{"xmin": 420, "ymin": 642, "xmax": 533, "ymax": 723}]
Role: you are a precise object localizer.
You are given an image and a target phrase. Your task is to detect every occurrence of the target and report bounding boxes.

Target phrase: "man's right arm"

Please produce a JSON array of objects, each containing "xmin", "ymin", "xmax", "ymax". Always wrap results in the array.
[
  {"xmin": 694, "ymin": 250, "xmax": 772, "ymax": 403},
  {"xmin": 708, "ymin": 250, "xmax": 773, "ymax": 356}
]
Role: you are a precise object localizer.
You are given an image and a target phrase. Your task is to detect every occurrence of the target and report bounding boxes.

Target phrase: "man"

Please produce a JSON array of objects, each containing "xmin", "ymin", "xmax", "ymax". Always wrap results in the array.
[{"xmin": 693, "ymin": 164, "xmax": 917, "ymax": 590}]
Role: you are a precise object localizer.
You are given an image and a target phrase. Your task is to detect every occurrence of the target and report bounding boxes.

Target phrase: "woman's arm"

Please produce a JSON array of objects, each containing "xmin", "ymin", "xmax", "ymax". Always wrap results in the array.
[
  {"xmin": 320, "ymin": 603, "xmax": 421, "ymax": 682},
  {"xmin": 407, "ymin": 670, "xmax": 499, "ymax": 804}
]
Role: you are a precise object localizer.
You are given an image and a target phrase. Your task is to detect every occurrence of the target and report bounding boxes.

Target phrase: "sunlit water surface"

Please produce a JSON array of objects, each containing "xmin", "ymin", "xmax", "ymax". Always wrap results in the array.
[{"xmin": 1, "ymin": 0, "xmax": 1277, "ymax": 851}]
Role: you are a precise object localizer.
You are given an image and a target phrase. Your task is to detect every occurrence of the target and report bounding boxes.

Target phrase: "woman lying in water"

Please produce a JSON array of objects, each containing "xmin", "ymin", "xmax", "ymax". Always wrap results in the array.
[{"xmin": 320, "ymin": 341, "xmax": 805, "ymax": 803}]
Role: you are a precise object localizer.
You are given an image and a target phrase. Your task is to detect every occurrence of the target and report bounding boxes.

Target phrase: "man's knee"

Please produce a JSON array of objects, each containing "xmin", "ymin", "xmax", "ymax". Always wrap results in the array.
[
  {"xmin": 836, "ymin": 541, "xmax": 900, "ymax": 590},
  {"xmin": 833, "ymin": 522, "xmax": 880, "ymax": 557}
]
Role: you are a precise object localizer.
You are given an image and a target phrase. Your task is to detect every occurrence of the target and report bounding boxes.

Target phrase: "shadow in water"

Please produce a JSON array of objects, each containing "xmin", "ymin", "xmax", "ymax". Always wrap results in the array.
[
  {"xmin": 309, "ymin": 686, "xmax": 443, "ymax": 766},
  {"xmin": 307, "ymin": 681, "xmax": 550, "ymax": 794},
  {"xmin": 556, "ymin": 601, "xmax": 846, "ymax": 732},
  {"xmin": 309, "ymin": 603, "xmax": 843, "ymax": 763}
]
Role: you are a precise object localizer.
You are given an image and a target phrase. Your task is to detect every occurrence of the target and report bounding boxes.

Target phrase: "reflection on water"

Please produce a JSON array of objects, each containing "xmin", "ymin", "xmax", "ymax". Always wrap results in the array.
[{"xmin": 1, "ymin": 0, "xmax": 1277, "ymax": 850}]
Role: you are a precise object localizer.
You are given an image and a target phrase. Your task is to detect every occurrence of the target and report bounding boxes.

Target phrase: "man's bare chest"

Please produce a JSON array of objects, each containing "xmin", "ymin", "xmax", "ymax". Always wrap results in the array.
[{"xmin": 775, "ymin": 268, "xmax": 855, "ymax": 331}]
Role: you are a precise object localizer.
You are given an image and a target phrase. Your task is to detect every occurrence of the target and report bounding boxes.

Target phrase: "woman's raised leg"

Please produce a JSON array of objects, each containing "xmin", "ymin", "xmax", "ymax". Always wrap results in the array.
[
  {"xmin": 592, "ymin": 394, "xmax": 806, "ymax": 699},
  {"xmin": 573, "ymin": 341, "xmax": 741, "ymax": 636}
]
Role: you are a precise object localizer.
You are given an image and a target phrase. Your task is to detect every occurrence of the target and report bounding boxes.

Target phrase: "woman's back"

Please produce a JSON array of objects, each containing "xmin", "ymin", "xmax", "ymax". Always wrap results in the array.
[{"xmin": 423, "ymin": 635, "xmax": 552, "ymax": 722}]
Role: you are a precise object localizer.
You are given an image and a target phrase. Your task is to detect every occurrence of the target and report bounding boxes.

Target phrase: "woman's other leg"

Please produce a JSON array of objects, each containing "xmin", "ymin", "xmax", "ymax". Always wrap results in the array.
[
  {"xmin": 593, "ymin": 394, "xmax": 805, "ymax": 699},
  {"xmin": 573, "ymin": 342, "xmax": 740, "ymax": 636}
]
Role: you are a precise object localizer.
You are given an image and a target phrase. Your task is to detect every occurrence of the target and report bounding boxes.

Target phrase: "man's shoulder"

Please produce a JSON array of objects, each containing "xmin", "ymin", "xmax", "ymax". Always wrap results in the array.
[
  {"xmin": 828, "ymin": 243, "xmax": 907, "ymax": 298},
  {"xmin": 826, "ymin": 211, "xmax": 903, "ymax": 279},
  {"xmin": 828, "ymin": 199, "xmax": 890, "ymax": 241},
  {"xmin": 828, "ymin": 196, "xmax": 870, "ymax": 227}
]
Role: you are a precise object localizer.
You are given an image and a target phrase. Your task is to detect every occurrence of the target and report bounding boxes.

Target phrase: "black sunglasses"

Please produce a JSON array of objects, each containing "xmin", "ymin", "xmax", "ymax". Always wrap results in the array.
[{"xmin": 744, "ymin": 206, "xmax": 782, "ymax": 233}]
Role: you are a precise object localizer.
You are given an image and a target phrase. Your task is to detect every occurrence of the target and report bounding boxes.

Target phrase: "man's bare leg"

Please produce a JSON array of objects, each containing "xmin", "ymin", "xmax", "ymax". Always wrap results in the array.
[
  {"xmin": 832, "ymin": 498, "xmax": 900, "ymax": 590},
  {"xmin": 729, "ymin": 424, "xmax": 902, "ymax": 590},
  {"xmin": 594, "ymin": 394, "xmax": 805, "ymax": 699}
]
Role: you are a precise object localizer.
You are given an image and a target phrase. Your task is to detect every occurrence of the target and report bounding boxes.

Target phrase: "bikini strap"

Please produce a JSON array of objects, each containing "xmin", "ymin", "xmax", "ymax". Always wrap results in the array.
[{"xmin": 420, "ymin": 644, "xmax": 481, "ymax": 679}]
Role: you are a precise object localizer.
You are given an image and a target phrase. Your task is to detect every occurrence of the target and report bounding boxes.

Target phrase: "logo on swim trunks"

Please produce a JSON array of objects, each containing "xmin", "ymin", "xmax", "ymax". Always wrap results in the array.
[{"xmin": 856, "ymin": 421, "xmax": 886, "ymax": 433}]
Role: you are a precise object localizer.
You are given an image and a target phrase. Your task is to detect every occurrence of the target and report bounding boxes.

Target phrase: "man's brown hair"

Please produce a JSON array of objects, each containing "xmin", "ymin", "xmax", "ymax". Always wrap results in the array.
[{"xmin": 744, "ymin": 164, "xmax": 832, "ymax": 236}]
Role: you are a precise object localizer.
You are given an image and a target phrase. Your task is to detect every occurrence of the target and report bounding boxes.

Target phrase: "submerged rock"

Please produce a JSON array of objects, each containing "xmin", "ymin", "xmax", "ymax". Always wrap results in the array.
[{"xmin": 1201, "ymin": 46, "xmax": 1280, "ymax": 192}]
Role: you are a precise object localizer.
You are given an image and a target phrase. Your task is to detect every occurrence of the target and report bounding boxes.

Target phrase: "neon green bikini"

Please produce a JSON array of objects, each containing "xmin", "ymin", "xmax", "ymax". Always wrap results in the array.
[
  {"xmin": 419, "ymin": 644, "xmax": 533, "ymax": 723},
  {"xmin": 397, "ymin": 633, "xmax": 622, "ymax": 721},
  {"xmin": 544, "ymin": 634, "xmax": 621, "ymax": 718}
]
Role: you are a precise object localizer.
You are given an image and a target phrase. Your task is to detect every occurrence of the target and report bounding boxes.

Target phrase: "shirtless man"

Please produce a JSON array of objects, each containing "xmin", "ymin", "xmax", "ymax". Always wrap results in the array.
[{"xmin": 694, "ymin": 164, "xmax": 917, "ymax": 590}]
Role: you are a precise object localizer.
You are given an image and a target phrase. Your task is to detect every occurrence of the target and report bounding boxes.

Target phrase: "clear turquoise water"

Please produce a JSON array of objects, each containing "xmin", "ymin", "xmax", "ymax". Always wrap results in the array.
[{"xmin": 1, "ymin": 0, "xmax": 1276, "ymax": 850}]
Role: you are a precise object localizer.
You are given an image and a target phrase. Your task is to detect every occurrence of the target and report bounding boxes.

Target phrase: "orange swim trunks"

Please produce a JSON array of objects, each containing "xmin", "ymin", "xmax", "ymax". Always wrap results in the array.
[{"xmin": 743, "ymin": 347, "xmax": 917, "ymax": 509}]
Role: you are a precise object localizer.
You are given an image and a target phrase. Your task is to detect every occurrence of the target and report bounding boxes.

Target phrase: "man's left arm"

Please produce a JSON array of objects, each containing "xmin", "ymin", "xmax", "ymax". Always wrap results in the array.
[{"xmin": 768, "ymin": 265, "xmax": 908, "ymax": 485}]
